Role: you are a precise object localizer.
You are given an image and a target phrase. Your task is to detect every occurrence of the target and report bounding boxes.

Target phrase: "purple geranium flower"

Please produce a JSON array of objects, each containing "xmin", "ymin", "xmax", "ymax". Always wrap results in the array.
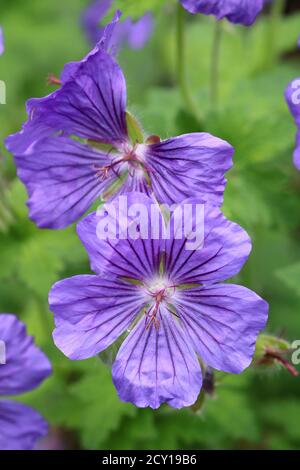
[
  {"xmin": 5, "ymin": 13, "xmax": 233, "ymax": 229},
  {"xmin": 180, "ymin": 0, "xmax": 266, "ymax": 26},
  {"xmin": 0, "ymin": 314, "xmax": 51, "ymax": 450},
  {"xmin": 49, "ymin": 193, "xmax": 268, "ymax": 409},
  {"xmin": 285, "ymin": 37, "xmax": 300, "ymax": 170},
  {"xmin": 0, "ymin": 27, "xmax": 4, "ymax": 55},
  {"xmin": 82, "ymin": 0, "xmax": 153, "ymax": 51}
]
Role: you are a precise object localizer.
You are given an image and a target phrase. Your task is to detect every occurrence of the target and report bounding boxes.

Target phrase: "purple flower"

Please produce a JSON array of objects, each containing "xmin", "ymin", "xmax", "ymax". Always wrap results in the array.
[
  {"xmin": 5, "ymin": 14, "xmax": 233, "ymax": 229},
  {"xmin": 82, "ymin": 0, "xmax": 153, "ymax": 51},
  {"xmin": 0, "ymin": 314, "xmax": 51, "ymax": 450},
  {"xmin": 285, "ymin": 37, "xmax": 300, "ymax": 170},
  {"xmin": 49, "ymin": 194, "xmax": 268, "ymax": 409},
  {"xmin": 180, "ymin": 0, "xmax": 265, "ymax": 26},
  {"xmin": 0, "ymin": 27, "xmax": 4, "ymax": 55}
]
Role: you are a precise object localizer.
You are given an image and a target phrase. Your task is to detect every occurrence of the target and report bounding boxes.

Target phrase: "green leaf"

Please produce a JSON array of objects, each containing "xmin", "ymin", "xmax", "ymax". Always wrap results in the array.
[
  {"xmin": 68, "ymin": 360, "xmax": 136, "ymax": 449},
  {"xmin": 276, "ymin": 262, "xmax": 300, "ymax": 297}
]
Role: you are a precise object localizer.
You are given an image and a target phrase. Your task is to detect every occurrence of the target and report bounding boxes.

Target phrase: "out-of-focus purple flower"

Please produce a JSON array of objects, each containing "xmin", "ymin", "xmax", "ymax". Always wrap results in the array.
[
  {"xmin": 49, "ymin": 193, "xmax": 268, "ymax": 409},
  {"xmin": 180, "ymin": 0, "xmax": 266, "ymax": 26},
  {"xmin": 0, "ymin": 314, "xmax": 51, "ymax": 450},
  {"xmin": 82, "ymin": 0, "xmax": 153, "ymax": 51},
  {"xmin": 285, "ymin": 37, "xmax": 300, "ymax": 170},
  {"xmin": 0, "ymin": 28, "xmax": 4, "ymax": 55},
  {"xmin": 5, "ymin": 13, "xmax": 233, "ymax": 229}
]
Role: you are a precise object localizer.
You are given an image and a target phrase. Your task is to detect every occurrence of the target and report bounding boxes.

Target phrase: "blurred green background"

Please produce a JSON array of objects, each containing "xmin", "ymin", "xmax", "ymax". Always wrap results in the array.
[{"xmin": 0, "ymin": 0, "xmax": 300, "ymax": 450}]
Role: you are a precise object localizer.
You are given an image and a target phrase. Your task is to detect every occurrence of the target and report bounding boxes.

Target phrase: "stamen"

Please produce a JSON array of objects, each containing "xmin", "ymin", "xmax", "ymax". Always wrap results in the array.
[
  {"xmin": 47, "ymin": 74, "xmax": 62, "ymax": 86},
  {"xmin": 143, "ymin": 284, "xmax": 178, "ymax": 331},
  {"xmin": 93, "ymin": 144, "xmax": 152, "ymax": 182}
]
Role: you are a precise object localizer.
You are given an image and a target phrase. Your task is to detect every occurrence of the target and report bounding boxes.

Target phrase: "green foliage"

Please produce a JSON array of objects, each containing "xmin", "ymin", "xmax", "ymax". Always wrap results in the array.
[
  {"xmin": 107, "ymin": 0, "xmax": 169, "ymax": 20},
  {"xmin": 276, "ymin": 262, "xmax": 300, "ymax": 296},
  {"xmin": 1, "ymin": 0, "xmax": 300, "ymax": 451}
]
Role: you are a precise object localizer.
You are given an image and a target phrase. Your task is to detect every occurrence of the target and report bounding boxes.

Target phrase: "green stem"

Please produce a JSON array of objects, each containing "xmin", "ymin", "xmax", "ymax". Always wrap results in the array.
[
  {"xmin": 210, "ymin": 20, "xmax": 222, "ymax": 111},
  {"xmin": 176, "ymin": 4, "xmax": 201, "ymax": 123},
  {"xmin": 266, "ymin": 0, "xmax": 285, "ymax": 67}
]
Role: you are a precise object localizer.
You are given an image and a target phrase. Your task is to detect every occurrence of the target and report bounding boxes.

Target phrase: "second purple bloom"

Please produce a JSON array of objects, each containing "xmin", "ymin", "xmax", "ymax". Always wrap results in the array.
[{"xmin": 6, "ymin": 14, "xmax": 233, "ymax": 229}]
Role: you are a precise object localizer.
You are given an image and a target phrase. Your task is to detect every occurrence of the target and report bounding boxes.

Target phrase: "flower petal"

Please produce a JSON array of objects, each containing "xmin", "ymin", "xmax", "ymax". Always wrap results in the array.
[
  {"xmin": 285, "ymin": 78, "xmax": 300, "ymax": 170},
  {"xmin": 50, "ymin": 276, "xmax": 146, "ymax": 360},
  {"xmin": 127, "ymin": 13, "xmax": 154, "ymax": 49},
  {"xmin": 144, "ymin": 133, "xmax": 233, "ymax": 206},
  {"xmin": 33, "ymin": 47, "xmax": 128, "ymax": 145},
  {"xmin": 6, "ymin": 30, "xmax": 128, "ymax": 155},
  {"xmin": 81, "ymin": 0, "xmax": 113, "ymax": 46},
  {"xmin": 0, "ymin": 314, "xmax": 51, "ymax": 396},
  {"xmin": 0, "ymin": 400, "xmax": 48, "ymax": 450},
  {"xmin": 174, "ymin": 284, "xmax": 268, "ymax": 373},
  {"xmin": 180, "ymin": 0, "xmax": 265, "ymax": 26},
  {"xmin": 0, "ymin": 27, "xmax": 4, "ymax": 55},
  {"xmin": 112, "ymin": 307, "xmax": 202, "ymax": 409},
  {"xmin": 5, "ymin": 97, "xmax": 57, "ymax": 155},
  {"xmin": 77, "ymin": 193, "xmax": 162, "ymax": 280},
  {"xmin": 165, "ymin": 200, "xmax": 251, "ymax": 284},
  {"xmin": 14, "ymin": 136, "xmax": 114, "ymax": 229}
]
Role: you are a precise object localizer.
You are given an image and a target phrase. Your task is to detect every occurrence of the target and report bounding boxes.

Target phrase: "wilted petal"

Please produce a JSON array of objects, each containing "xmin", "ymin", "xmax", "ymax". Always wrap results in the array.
[
  {"xmin": 0, "ymin": 314, "xmax": 51, "ymax": 396},
  {"xmin": 0, "ymin": 400, "xmax": 48, "ymax": 450},
  {"xmin": 112, "ymin": 307, "xmax": 202, "ymax": 409},
  {"xmin": 14, "ymin": 136, "xmax": 114, "ymax": 229},
  {"xmin": 50, "ymin": 276, "xmax": 146, "ymax": 360},
  {"xmin": 174, "ymin": 284, "xmax": 268, "ymax": 373},
  {"xmin": 180, "ymin": 0, "xmax": 265, "ymax": 26},
  {"xmin": 144, "ymin": 133, "xmax": 233, "ymax": 206},
  {"xmin": 165, "ymin": 200, "xmax": 251, "ymax": 284}
]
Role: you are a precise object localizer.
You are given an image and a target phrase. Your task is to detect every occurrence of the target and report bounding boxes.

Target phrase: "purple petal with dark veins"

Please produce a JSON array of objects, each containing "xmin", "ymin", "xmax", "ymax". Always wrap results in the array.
[
  {"xmin": 77, "ymin": 193, "xmax": 163, "ymax": 280},
  {"xmin": 174, "ymin": 284, "xmax": 268, "ymax": 373},
  {"xmin": 144, "ymin": 133, "xmax": 233, "ymax": 206},
  {"xmin": 27, "ymin": 49, "xmax": 128, "ymax": 145},
  {"xmin": 50, "ymin": 276, "xmax": 146, "ymax": 360},
  {"xmin": 5, "ymin": 14, "xmax": 128, "ymax": 156},
  {"xmin": 14, "ymin": 136, "xmax": 114, "ymax": 229},
  {"xmin": 165, "ymin": 198, "xmax": 251, "ymax": 284},
  {"xmin": 112, "ymin": 306, "xmax": 202, "ymax": 409}
]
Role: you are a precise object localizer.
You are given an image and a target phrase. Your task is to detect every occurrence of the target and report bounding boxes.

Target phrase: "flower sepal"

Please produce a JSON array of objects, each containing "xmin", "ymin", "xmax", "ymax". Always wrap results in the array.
[{"xmin": 253, "ymin": 334, "xmax": 299, "ymax": 377}]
